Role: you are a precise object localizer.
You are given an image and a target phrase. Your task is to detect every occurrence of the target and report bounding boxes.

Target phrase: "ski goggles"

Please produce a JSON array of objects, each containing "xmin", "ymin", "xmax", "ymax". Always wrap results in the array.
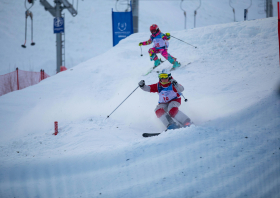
[{"xmin": 158, "ymin": 73, "xmax": 169, "ymax": 79}]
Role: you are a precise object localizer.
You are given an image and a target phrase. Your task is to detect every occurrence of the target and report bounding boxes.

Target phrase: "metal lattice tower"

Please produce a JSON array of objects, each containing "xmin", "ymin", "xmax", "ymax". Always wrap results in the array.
[
  {"xmin": 115, "ymin": 0, "xmax": 138, "ymax": 33},
  {"xmin": 131, "ymin": 0, "xmax": 139, "ymax": 33},
  {"xmin": 62, "ymin": 13, "xmax": 65, "ymax": 67},
  {"xmin": 40, "ymin": 0, "xmax": 77, "ymax": 73},
  {"xmin": 266, "ymin": 0, "xmax": 273, "ymax": 17}
]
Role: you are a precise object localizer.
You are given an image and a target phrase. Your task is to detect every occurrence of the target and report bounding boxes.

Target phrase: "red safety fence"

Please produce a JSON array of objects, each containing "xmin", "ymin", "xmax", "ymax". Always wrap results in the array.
[
  {"xmin": 60, "ymin": 66, "xmax": 67, "ymax": 71},
  {"xmin": 0, "ymin": 68, "xmax": 50, "ymax": 97}
]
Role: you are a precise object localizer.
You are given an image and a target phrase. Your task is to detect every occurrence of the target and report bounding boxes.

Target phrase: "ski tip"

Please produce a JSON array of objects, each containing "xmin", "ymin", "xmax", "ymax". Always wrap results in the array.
[
  {"xmin": 142, "ymin": 133, "xmax": 148, "ymax": 137},
  {"xmin": 142, "ymin": 133, "xmax": 161, "ymax": 137}
]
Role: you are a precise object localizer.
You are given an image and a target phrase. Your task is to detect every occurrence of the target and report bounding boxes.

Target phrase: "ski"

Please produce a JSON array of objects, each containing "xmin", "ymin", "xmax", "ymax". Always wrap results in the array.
[
  {"xmin": 142, "ymin": 59, "xmax": 165, "ymax": 76},
  {"xmin": 144, "ymin": 60, "xmax": 191, "ymax": 76},
  {"xmin": 169, "ymin": 62, "xmax": 191, "ymax": 71},
  {"xmin": 142, "ymin": 133, "xmax": 161, "ymax": 137},
  {"xmin": 143, "ymin": 66, "xmax": 156, "ymax": 76},
  {"xmin": 142, "ymin": 122, "xmax": 194, "ymax": 137},
  {"xmin": 154, "ymin": 62, "xmax": 192, "ymax": 73}
]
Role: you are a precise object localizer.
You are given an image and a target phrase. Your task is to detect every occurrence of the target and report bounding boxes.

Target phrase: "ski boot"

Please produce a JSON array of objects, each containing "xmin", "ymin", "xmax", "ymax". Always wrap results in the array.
[
  {"xmin": 167, "ymin": 123, "xmax": 180, "ymax": 130},
  {"xmin": 173, "ymin": 112, "xmax": 192, "ymax": 128},
  {"xmin": 183, "ymin": 121, "xmax": 191, "ymax": 128},
  {"xmin": 153, "ymin": 58, "xmax": 162, "ymax": 69},
  {"xmin": 167, "ymin": 55, "xmax": 181, "ymax": 69},
  {"xmin": 172, "ymin": 61, "xmax": 181, "ymax": 69}
]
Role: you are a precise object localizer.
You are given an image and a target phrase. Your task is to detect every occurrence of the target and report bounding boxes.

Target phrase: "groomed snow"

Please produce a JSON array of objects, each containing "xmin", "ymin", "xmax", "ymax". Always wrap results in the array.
[{"xmin": 0, "ymin": 1, "xmax": 280, "ymax": 198}]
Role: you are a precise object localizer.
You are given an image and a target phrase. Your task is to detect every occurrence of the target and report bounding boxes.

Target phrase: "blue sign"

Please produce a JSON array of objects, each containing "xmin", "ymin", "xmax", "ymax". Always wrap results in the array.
[
  {"xmin": 54, "ymin": 17, "xmax": 64, "ymax": 34},
  {"xmin": 112, "ymin": 9, "xmax": 133, "ymax": 46}
]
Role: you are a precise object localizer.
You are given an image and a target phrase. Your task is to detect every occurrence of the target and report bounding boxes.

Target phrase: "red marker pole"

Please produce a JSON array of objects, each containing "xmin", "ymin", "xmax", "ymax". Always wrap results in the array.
[
  {"xmin": 16, "ymin": 68, "xmax": 19, "ymax": 90},
  {"xmin": 278, "ymin": 2, "xmax": 280, "ymax": 67},
  {"xmin": 53, "ymin": 121, "xmax": 58, "ymax": 135}
]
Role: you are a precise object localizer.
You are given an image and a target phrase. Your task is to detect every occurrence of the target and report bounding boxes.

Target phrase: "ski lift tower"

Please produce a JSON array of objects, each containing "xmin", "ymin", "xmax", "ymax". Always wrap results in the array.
[{"xmin": 40, "ymin": 0, "xmax": 78, "ymax": 73}]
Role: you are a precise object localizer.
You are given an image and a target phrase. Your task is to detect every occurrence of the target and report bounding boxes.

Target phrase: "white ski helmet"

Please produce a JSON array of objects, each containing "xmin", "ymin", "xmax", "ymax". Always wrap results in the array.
[{"xmin": 158, "ymin": 69, "xmax": 171, "ymax": 79}]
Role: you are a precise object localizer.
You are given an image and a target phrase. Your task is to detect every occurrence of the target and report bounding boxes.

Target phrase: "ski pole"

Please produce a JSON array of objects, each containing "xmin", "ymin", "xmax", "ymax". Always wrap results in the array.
[
  {"xmin": 31, "ymin": 13, "xmax": 35, "ymax": 46},
  {"xmin": 170, "ymin": 35, "xmax": 197, "ymax": 49},
  {"xmin": 21, "ymin": 14, "xmax": 27, "ymax": 48},
  {"xmin": 107, "ymin": 86, "xmax": 139, "ymax": 119},
  {"xmin": 181, "ymin": 93, "xmax": 188, "ymax": 102},
  {"xmin": 140, "ymin": 46, "xmax": 143, "ymax": 56}
]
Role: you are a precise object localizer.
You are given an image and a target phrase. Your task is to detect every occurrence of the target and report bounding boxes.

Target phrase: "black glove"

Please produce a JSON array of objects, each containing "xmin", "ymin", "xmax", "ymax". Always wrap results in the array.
[
  {"xmin": 139, "ymin": 80, "xmax": 145, "ymax": 87},
  {"xmin": 170, "ymin": 79, "xmax": 177, "ymax": 86},
  {"xmin": 139, "ymin": 42, "xmax": 143, "ymax": 46}
]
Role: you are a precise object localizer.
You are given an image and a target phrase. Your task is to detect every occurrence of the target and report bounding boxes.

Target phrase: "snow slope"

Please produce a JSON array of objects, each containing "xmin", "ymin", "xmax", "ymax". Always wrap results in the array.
[
  {"xmin": 1, "ymin": 15, "xmax": 280, "ymax": 197},
  {"xmin": 0, "ymin": 0, "xmax": 279, "ymax": 75}
]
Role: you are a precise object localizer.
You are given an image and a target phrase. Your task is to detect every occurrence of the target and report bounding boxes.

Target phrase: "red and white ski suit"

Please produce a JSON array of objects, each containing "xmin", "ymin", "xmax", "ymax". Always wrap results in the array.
[{"xmin": 140, "ymin": 79, "xmax": 190, "ymax": 127}]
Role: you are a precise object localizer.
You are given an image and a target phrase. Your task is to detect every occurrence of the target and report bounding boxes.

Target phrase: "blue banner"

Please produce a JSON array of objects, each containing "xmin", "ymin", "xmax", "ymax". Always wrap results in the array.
[
  {"xmin": 112, "ymin": 9, "xmax": 133, "ymax": 46},
  {"xmin": 54, "ymin": 17, "xmax": 64, "ymax": 34}
]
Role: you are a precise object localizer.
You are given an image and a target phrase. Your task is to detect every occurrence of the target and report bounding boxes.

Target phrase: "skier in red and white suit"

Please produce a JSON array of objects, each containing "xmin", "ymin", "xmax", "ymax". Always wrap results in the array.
[{"xmin": 139, "ymin": 69, "xmax": 191, "ymax": 130}]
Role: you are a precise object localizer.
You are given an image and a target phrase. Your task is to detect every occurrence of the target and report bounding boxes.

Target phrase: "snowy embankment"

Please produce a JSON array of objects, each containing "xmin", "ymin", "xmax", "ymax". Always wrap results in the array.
[{"xmin": 0, "ymin": 18, "xmax": 280, "ymax": 198}]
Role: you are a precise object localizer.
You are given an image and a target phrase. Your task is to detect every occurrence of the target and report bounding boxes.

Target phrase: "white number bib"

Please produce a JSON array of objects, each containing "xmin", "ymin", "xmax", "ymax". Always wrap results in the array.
[
  {"xmin": 153, "ymin": 38, "xmax": 167, "ymax": 48},
  {"xmin": 158, "ymin": 85, "xmax": 178, "ymax": 103}
]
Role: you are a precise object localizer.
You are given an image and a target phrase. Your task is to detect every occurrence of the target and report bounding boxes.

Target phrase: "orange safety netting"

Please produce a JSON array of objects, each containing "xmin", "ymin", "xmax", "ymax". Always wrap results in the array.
[{"xmin": 0, "ymin": 68, "xmax": 50, "ymax": 97}]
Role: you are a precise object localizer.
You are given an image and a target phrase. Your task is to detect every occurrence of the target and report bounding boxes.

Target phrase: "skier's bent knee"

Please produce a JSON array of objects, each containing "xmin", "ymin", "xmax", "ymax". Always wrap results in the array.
[{"xmin": 155, "ymin": 108, "xmax": 165, "ymax": 118}]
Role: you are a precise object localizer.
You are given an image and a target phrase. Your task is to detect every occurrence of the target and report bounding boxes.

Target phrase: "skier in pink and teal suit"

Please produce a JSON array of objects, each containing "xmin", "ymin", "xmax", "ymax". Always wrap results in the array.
[{"xmin": 139, "ymin": 24, "xmax": 181, "ymax": 69}]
